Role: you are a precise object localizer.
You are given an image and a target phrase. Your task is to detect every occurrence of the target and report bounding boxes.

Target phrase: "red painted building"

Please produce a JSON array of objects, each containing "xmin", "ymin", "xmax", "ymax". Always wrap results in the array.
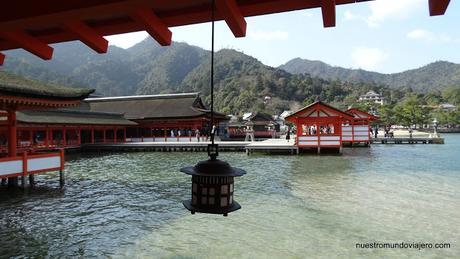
[
  {"xmin": 85, "ymin": 93, "xmax": 227, "ymax": 142},
  {"xmin": 342, "ymin": 108, "xmax": 379, "ymax": 146},
  {"xmin": 285, "ymin": 101, "xmax": 354, "ymax": 153},
  {"xmin": 0, "ymin": 71, "xmax": 93, "ymax": 186}
]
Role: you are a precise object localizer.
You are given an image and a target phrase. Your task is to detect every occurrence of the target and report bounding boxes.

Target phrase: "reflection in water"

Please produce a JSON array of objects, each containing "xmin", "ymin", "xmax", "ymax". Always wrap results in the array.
[{"xmin": 0, "ymin": 135, "xmax": 459, "ymax": 258}]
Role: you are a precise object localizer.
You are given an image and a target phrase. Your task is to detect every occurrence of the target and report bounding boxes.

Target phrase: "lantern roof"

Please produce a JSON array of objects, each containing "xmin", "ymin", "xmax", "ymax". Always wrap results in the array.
[{"xmin": 181, "ymin": 158, "xmax": 246, "ymax": 177}]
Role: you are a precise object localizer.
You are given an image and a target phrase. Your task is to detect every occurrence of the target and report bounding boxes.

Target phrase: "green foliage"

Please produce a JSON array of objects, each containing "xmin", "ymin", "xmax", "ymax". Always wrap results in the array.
[
  {"xmin": 280, "ymin": 59, "xmax": 460, "ymax": 93},
  {"xmin": 2, "ymin": 40, "xmax": 459, "ymax": 126}
]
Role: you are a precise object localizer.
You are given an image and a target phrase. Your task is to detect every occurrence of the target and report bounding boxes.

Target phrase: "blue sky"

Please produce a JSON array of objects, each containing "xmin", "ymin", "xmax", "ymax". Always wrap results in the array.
[{"xmin": 106, "ymin": 0, "xmax": 460, "ymax": 74}]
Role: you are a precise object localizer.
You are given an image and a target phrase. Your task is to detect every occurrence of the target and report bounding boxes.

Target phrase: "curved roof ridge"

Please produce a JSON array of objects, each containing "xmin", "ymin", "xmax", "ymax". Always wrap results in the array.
[{"xmin": 85, "ymin": 92, "xmax": 200, "ymax": 102}]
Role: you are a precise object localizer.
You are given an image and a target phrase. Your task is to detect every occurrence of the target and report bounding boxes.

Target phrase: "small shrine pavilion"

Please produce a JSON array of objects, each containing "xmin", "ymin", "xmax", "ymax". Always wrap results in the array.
[
  {"xmin": 342, "ymin": 108, "xmax": 379, "ymax": 146},
  {"xmin": 285, "ymin": 101, "xmax": 354, "ymax": 153}
]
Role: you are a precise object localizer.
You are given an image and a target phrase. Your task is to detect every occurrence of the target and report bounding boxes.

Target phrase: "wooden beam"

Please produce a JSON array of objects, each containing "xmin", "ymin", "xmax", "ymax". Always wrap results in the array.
[
  {"xmin": 0, "ymin": 52, "xmax": 4, "ymax": 65},
  {"xmin": 130, "ymin": 8, "xmax": 172, "ymax": 46},
  {"xmin": 321, "ymin": 0, "xmax": 336, "ymax": 28},
  {"xmin": 63, "ymin": 21, "xmax": 108, "ymax": 53},
  {"xmin": 216, "ymin": 0, "xmax": 247, "ymax": 37},
  {"xmin": 0, "ymin": 31, "xmax": 53, "ymax": 60},
  {"xmin": 429, "ymin": 0, "xmax": 450, "ymax": 16}
]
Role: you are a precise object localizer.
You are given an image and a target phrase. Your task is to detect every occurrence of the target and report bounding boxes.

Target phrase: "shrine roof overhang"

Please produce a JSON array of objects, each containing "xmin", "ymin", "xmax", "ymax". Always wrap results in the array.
[
  {"xmin": 0, "ymin": 0, "xmax": 450, "ymax": 64},
  {"xmin": 346, "ymin": 108, "xmax": 379, "ymax": 121},
  {"xmin": 0, "ymin": 71, "xmax": 94, "ymax": 109},
  {"xmin": 285, "ymin": 101, "xmax": 354, "ymax": 121}
]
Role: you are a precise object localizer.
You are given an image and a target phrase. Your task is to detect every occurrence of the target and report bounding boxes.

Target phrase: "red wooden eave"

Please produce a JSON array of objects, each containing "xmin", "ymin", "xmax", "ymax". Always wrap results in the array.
[
  {"xmin": 0, "ymin": 0, "xmax": 450, "ymax": 63},
  {"xmin": 429, "ymin": 0, "xmax": 450, "ymax": 16},
  {"xmin": 0, "ymin": 0, "xmax": 374, "ymax": 62}
]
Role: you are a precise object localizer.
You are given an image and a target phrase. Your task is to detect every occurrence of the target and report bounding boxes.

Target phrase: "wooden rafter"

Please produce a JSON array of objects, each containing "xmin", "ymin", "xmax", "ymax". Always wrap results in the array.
[
  {"xmin": 216, "ymin": 0, "xmax": 247, "ymax": 37},
  {"xmin": 429, "ymin": 0, "xmax": 450, "ymax": 16},
  {"xmin": 63, "ymin": 21, "xmax": 108, "ymax": 53},
  {"xmin": 130, "ymin": 8, "xmax": 172, "ymax": 46},
  {"xmin": 0, "ymin": 31, "xmax": 53, "ymax": 60},
  {"xmin": 321, "ymin": 0, "xmax": 336, "ymax": 28}
]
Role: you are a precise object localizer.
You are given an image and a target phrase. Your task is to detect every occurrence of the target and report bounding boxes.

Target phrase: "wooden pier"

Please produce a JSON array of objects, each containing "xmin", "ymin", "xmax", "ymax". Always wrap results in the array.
[
  {"xmin": 81, "ymin": 136, "xmax": 444, "ymax": 154},
  {"xmin": 82, "ymin": 139, "xmax": 299, "ymax": 154},
  {"xmin": 83, "ymin": 141, "xmax": 248, "ymax": 152},
  {"xmin": 371, "ymin": 137, "xmax": 444, "ymax": 144},
  {"xmin": 245, "ymin": 139, "xmax": 299, "ymax": 155}
]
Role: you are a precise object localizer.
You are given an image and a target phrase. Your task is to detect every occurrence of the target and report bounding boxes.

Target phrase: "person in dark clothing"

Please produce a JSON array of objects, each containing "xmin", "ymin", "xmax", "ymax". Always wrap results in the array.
[{"xmin": 286, "ymin": 126, "xmax": 291, "ymax": 142}]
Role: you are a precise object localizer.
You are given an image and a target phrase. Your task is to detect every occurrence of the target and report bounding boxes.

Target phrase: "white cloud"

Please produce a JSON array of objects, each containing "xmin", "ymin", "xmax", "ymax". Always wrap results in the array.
[
  {"xmin": 248, "ymin": 30, "xmax": 289, "ymax": 41},
  {"xmin": 407, "ymin": 29, "xmax": 435, "ymax": 41},
  {"xmin": 300, "ymin": 11, "xmax": 314, "ymax": 18},
  {"xmin": 407, "ymin": 29, "xmax": 460, "ymax": 43},
  {"xmin": 351, "ymin": 47, "xmax": 389, "ymax": 71},
  {"xmin": 367, "ymin": 0, "xmax": 424, "ymax": 27},
  {"xmin": 344, "ymin": 10, "xmax": 359, "ymax": 21}
]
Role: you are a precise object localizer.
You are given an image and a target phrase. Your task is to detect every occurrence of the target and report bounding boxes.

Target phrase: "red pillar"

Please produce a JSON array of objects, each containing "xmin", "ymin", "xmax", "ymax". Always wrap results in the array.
[
  {"xmin": 7, "ymin": 110, "xmax": 17, "ymax": 157},
  {"xmin": 63, "ymin": 128, "xmax": 67, "ymax": 147},
  {"xmin": 91, "ymin": 128, "xmax": 95, "ymax": 143},
  {"xmin": 29, "ymin": 129, "xmax": 33, "ymax": 147},
  {"xmin": 45, "ymin": 126, "xmax": 49, "ymax": 148},
  {"xmin": 113, "ymin": 128, "xmax": 117, "ymax": 143},
  {"xmin": 77, "ymin": 127, "xmax": 81, "ymax": 145},
  {"xmin": 50, "ymin": 129, "xmax": 54, "ymax": 147},
  {"xmin": 351, "ymin": 121, "xmax": 355, "ymax": 143}
]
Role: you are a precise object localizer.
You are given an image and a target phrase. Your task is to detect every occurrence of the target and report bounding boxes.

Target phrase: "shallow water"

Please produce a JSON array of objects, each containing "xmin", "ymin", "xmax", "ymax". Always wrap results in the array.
[{"xmin": 1, "ymin": 135, "xmax": 459, "ymax": 258}]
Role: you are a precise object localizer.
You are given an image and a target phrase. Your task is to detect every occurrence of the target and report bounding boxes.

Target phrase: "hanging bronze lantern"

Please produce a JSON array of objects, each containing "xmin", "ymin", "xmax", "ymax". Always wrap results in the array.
[
  {"xmin": 181, "ymin": 0, "xmax": 246, "ymax": 217},
  {"xmin": 181, "ymin": 144, "xmax": 245, "ymax": 216}
]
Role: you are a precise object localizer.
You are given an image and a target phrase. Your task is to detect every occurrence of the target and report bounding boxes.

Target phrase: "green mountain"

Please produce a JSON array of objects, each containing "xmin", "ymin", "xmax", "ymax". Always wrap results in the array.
[
  {"xmin": 279, "ymin": 58, "xmax": 460, "ymax": 93},
  {"xmin": 1, "ymin": 39, "xmax": 458, "ymax": 114}
]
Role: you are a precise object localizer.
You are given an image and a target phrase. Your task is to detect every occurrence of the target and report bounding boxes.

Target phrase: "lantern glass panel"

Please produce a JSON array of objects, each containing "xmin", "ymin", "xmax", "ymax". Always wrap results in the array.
[
  {"xmin": 202, "ymin": 187, "xmax": 208, "ymax": 195},
  {"xmin": 230, "ymin": 183, "xmax": 234, "ymax": 192},
  {"xmin": 209, "ymin": 197, "xmax": 215, "ymax": 205},
  {"xmin": 192, "ymin": 195, "xmax": 197, "ymax": 205},
  {"xmin": 201, "ymin": 197, "xmax": 207, "ymax": 205},
  {"xmin": 220, "ymin": 197, "xmax": 228, "ymax": 207},
  {"xmin": 229, "ymin": 195, "xmax": 233, "ymax": 204},
  {"xmin": 193, "ymin": 183, "xmax": 197, "ymax": 192},
  {"xmin": 221, "ymin": 185, "xmax": 228, "ymax": 195},
  {"xmin": 209, "ymin": 187, "xmax": 215, "ymax": 195}
]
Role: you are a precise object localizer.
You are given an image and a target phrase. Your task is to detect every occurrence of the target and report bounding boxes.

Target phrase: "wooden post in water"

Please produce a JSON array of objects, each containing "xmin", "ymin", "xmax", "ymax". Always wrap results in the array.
[
  {"xmin": 21, "ymin": 152, "xmax": 27, "ymax": 189},
  {"xmin": 59, "ymin": 170, "xmax": 65, "ymax": 188},
  {"xmin": 29, "ymin": 174, "xmax": 35, "ymax": 188},
  {"xmin": 7, "ymin": 110, "xmax": 18, "ymax": 187},
  {"xmin": 59, "ymin": 149, "xmax": 65, "ymax": 188}
]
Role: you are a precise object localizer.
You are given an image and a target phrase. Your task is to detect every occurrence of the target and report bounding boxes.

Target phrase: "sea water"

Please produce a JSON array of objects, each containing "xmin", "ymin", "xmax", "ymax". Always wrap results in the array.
[{"xmin": 1, "ymin": 135, "xmax": 459, "ymax": 258}]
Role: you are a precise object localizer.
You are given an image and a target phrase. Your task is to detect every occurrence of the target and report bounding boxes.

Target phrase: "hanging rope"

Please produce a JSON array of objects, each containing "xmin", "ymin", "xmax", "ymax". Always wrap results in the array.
[{"xmin": 210, "ymin": 0, "xmax": 215, "ymax": 145}]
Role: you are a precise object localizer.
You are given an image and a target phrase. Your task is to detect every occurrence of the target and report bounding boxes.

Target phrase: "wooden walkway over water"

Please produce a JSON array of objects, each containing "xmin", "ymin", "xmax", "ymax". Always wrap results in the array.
[
  {"xmin": 83, "ymin": 139, "xmax": 299, "ymax": 154},
  {"xmin": 82, "ymin": 137, "xmax": 444, "ymax": 154},
  {"xmin": 371, "ymin": 137, "xmax": 444, "ymax": 144}
]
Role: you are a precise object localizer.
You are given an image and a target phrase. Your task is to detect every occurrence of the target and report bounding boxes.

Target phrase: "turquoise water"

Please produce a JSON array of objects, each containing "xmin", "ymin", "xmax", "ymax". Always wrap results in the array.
[{"xmin": 1, "ymin": 135, "xmax": 459, "ymax": 258}]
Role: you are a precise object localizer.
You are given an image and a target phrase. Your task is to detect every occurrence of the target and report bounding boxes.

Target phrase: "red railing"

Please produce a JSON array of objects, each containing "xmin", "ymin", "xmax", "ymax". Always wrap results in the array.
[{"xmin": 0, "ymin": 149, "xmax": 64, "ymax": 179}]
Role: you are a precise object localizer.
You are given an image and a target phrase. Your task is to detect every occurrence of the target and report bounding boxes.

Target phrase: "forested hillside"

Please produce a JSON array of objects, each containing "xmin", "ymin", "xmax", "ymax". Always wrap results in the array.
[
  {"xmin": 1, "ymin": 39, "xmax": 459, "ymax": 115},
  {"xmin": 279, "ymin": 58, "xmax": 460, "ymax": 93}
]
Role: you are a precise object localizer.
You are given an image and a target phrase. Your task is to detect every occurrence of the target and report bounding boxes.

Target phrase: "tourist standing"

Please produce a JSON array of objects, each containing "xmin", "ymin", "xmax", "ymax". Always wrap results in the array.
[{"xmin": 286, "ymin": 126, "xmax": 291, "ymax": 142}]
